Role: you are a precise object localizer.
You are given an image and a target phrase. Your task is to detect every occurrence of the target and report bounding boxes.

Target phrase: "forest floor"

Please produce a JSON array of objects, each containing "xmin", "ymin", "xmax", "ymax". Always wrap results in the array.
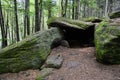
[{"xmin": 0, "ymin": 46, "xmax": 120, "ymax": 80}]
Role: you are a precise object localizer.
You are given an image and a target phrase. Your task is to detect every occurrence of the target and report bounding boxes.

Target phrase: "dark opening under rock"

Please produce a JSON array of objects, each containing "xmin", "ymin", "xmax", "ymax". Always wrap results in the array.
[{"xmin": 47, "ymin": 17, "xmax": 95, "ymax": 48}]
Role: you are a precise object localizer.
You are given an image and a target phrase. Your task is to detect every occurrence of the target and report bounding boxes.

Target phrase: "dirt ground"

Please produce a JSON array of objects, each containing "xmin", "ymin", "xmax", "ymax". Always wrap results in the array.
[{"xmin": 0, "ymin": 46, "xmax": 120, "ymax": 80}]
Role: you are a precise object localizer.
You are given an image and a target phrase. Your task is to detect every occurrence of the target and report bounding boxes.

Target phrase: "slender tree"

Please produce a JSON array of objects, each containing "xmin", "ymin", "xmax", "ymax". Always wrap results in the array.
[
  {"xmin": 0, "ymin": 0, "xmax": 7, "ymax": 48},
  {"xmin": 26, "ymin": 0, "xmax": 30, "ymax": 35},
  {"xmin": 75, "ymin": 0, "xmax": 80, "ymax": 19},
  {"xmin": 61, "ymin": 0, "xmax": 64, "ymax": 17},
  {"xmin": 61, "ymin": 0, "xmax": 68, "ymax": 17},
  {"xmin": 48, "ymin": 0, "xmax": 52, "ymax": 19},
  {"xmin": 64, "ymin": 0, "xmax": 68, "ymax": 17},
  {"xmin": 24, "ymin": 0, "xmax": 30, "ymax": 37},
  {"xmin": 39, "ymin": 0, "xmax": 43, "ymax": 29},
  {"xmin": 14, "ymin": 0, "xmax": 20, "ymax": 41},
  {"xmin": 72, "ymin": 0, "xmax": 75, "ymax": 19},
  {"xmin": 35, "ymin": 0, "xmax": 40, "ymax": 32},
  {"xmin": 105, "ymin": 0, "xmax": 109, "ymax": 18}
]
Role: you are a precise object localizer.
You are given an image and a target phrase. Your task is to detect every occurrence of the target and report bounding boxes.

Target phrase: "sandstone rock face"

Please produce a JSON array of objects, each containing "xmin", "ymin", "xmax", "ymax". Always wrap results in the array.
[
  {"xmin": 0, "ymin": 28, "xmax": 63, "ymax": 73},
  {"xmin": 95, "ymin": 21, "xmax": 120, "ymax": 64}
]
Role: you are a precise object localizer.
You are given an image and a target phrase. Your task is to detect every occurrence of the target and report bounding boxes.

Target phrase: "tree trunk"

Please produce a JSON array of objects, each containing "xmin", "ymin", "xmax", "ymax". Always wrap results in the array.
[
  {"xmin": 75, "ymin": 0, "xmax": 80, "ymax": 19},
  {"xmin": 61, "ymin": 0, "xmax": 64, "ymax": 17},
  {"xmin": 64, "ymin": 0, "xmax": 68, "ymax": 17},
  {"xmin": 26, "ymin": 0, "xmax": 30, "ymax": 35},
  {"xmin": 105, "ymin": 0, "xmax": 109, "ymax": 18},
  {"xmin": 72, "ymin": 0, "xmax": 75, "ymax": 19},
  {"xmin": 35, "ymin": 0, "xmax": 40, "ymax": 32},
  {"xmin": 32, "ymin": 16, "xmax": 35, "ymax": 33},
  {"xmin": 24, "ymin": 0, "xmax": 30, "ymax": 37},
  {"xmin": 48, "ymin": 0, "xmax": 52, "ymax": 19},
  {"xmin": 24, "ymin": 10, "xmax": 26, "ymax": 37},
  {"xmin": 39, "ymin": 0, "xmax": 42, "ymax": 30},
  {"xmin": 109, "ymin": 0, "xmax": 113, "ymax": 13},
  {"xmin": 14, "ymin": 0, "xmax": 20, "ymax": 41},
  {"xmin": 61, "ymin": 0, "xmax": 68, "ymax": 17},
  {"xmin": 0, "ymin": 0, "xmax": 7, "ymax": 48},
  {"xmin": 57, "ymin": 0, "xmax": 62, "ymax": 17}
]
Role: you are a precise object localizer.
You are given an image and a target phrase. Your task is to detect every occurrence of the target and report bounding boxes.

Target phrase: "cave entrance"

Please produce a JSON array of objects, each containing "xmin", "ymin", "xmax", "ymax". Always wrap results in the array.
[{"xmin": 62, "ymin": 26, "xmax": 95, "ymax": 48}]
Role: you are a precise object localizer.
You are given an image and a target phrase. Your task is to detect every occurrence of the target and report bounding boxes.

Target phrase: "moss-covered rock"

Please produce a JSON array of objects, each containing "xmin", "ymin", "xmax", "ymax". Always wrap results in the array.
[
  {"xmin": 83, "ymin": 17, "xmax": 103, "ymax": 23},
  {"xmin": 109, "ymin": 10, "xmax": 120, "ymax": 19},
  {"xmin": 47, "ymin": 17, "xmax": 94, "ymax": 30},
  {"xmin": 95, "ymin": 21, "xmax": 120, "ymax": 64},
  {"xmin": 0, "ymin": 28, "xmax": 63, "ymax": 73}
]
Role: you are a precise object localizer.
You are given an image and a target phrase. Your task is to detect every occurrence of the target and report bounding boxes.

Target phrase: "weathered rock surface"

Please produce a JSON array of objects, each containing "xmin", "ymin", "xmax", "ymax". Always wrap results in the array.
[
  {"xmin": 95, "ymin": 20, "xmax": 120, "ymax": 64},
  {"xmin": 47, "ymin": 17, "xmax": 95, "ymax": 47},
  {"xmin": 45, "ymin": 55, "xmax": 63, "ymax": 69},
  {"xmin": 0, "ymin": 28, "xmax": 63, "ymax": 73}
]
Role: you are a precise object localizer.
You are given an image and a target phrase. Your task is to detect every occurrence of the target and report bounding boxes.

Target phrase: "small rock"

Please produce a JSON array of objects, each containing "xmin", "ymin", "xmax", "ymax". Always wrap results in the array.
[
  {"xmin": 25, "ymin": 71, "xmax": 30, "ymax": 77},
  {"xmin": 46, "ymin": 55, "xmax": 63, "ymax": 69},
  {"xmin": 35, "ymin": 68, "xmax": 54, "ymax": 80},
  {"xmin": 60, "ymin": 40, "xmax": 70, "ymax": 48}
]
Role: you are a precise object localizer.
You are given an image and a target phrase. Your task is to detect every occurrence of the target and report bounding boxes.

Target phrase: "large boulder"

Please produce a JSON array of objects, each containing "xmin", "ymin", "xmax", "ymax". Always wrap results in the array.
[
  {"xmin": 47, "ymin": 17, "xmax": 95, "ymax": 47},
  {"xmin": 0, "ymin": 28, "xmax": 63, "ymax": 73},
  {"xmin": 47, "ymin": 17, "xmax": 94, "ymax": 30},
  {"xmin": 109, "ymin": 8, "xmax": 120, "ymax": 19},
  {"xmin": 95, "ymin": 20, "xmax": 120, "ymax": 64}
]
